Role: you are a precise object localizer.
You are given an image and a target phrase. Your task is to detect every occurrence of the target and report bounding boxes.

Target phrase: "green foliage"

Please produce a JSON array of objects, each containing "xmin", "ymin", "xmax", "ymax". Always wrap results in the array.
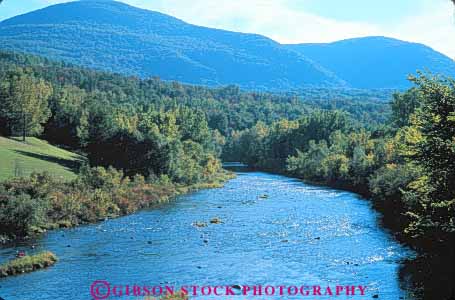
[
  {"xmin": 0, "ymin": 165, "xmax": 231, "ymax": 238},
  {"xmin": 229, "ymin": 74, "xmax": 455, "ymax": 246},
  {"xmin": 369, "ymin": 163, "xmax": 419, "ymax": 203},
  {"xmin": 0, "ymin": 172, "xmax": 57, "ymax": 235},
  {"xmin": 287, "ymin": 141, "xmax": 329, "ymax": 181},
  {"xmin": 0, "ymin": 189, "xmax": 48, "ymax": 236},
  {"xmin": 0, "ymin": 51, "xmax": 232, "ymax": 185},
  {"xmin": 390, "ymin": 88, "xmax": 422, "ymax": 128},
  {"xmin": 0, "ymin": 49, "xmax": 392, "ymax": 196},
  {"xmin": 0, "ymin": 50, "xmax": 391, "ymax": 137},
  {"xmin": 400, "ymin": 74, "xmax": 455, "ymax": 238},
  {"xmin": 0, "ymin": 251, "xmax": 58, "ymax": 277},
  {"xmin": 0, "ymin": 71, "xmax": 52, "ymax": 140},
  {"xmin": 226, "ymin": 110, "xmax": 352, "ymax": 171}
]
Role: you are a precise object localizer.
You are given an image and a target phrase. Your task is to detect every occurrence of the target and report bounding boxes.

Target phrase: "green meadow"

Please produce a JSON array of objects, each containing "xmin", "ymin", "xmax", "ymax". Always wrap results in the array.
[{"xmin": 0, "ymin": 137, "xmax": 85, "ymax": 181}]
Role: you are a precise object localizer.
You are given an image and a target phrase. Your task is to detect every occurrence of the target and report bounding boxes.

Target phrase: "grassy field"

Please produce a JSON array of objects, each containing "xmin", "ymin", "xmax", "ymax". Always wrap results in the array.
[{"xmin": 0, "ymin": 137, "xmax": 85, "ymax": 181}]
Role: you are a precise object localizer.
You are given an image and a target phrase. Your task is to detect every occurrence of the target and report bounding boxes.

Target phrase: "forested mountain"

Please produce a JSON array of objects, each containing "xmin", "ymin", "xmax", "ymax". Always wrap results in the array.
[
  {"xmin": 1, "ymin": 1, "xmax": 454, "ymax": 90},
  {"xmin": 0, "ymin": 0, "xmax": 343, "ymax": 91},
  {"xmin": 286, "ymin": 37, "xmax": 455, "ymax": 89}
]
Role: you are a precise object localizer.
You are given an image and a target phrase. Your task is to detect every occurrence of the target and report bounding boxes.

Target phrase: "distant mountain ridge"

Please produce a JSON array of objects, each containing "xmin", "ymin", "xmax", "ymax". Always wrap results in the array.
[
  {"xmin": 285, "ymin": 37, "xmax": 455, "ymax": 89},
  {"xmin": 0, "ymin": 0, "xmax": 454, "ymax": 90}
]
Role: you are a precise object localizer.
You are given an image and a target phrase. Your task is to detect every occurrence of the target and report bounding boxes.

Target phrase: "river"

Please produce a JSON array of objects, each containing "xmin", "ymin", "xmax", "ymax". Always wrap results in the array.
[{"xmin": 0, "ymin": 171, "xmax": 414, "ymax": 299}]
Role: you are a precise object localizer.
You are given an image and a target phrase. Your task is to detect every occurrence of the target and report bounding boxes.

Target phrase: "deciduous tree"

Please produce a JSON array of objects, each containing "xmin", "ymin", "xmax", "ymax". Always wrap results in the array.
[{"xmin": 0, "ymin": 73, "xmax": 52, "ymax": 141}]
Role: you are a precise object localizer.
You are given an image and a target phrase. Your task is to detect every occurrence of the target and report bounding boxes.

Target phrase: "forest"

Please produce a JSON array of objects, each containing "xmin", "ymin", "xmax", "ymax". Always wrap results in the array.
[
  {"xmin": 225, "ymin": 73, "xmax": 455, "ymax": 242},
  {"xmin": 224, "ymin": 74, "xmax": 455, "ymax": 298},
  {"xmin": 0, "ymin": 50, "xmax": 454, "ymax": 298}
]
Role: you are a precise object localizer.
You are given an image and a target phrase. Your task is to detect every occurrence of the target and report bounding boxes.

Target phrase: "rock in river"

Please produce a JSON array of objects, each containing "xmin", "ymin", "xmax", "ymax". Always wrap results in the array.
[{"xmin": 210, "ymin": 217, "xmax": 223, "ymax": 224}]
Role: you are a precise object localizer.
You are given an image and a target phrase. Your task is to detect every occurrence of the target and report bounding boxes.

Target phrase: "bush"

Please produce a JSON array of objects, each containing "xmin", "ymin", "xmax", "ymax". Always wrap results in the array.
[
  {"xmin": 0, "ymin": 164, "xmax": 230, "ymax": 238},
  {"xmin": 369, "ymin": 163, "xmax": 418, "ymax": 204},
  {"xmin": 0, "ymin": 189, "xmax": 48, "ymax": 236}
]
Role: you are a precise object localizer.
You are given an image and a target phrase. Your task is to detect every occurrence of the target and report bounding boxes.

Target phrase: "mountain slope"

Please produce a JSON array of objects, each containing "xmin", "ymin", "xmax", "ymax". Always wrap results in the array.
[
  {"xmin": 1, "ymin": 2, "xmax": 454, "ymax": 90},
  {"xmin": 0, "ymin": 0, "xmax": 343, "ymax": 90},
  {"xmin": 286, "ymin": 37, "xmax": 455, "ymax": 89}
]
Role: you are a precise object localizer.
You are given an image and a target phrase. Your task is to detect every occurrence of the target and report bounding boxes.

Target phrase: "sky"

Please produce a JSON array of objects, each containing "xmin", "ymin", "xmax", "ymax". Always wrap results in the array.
[{"xmin": 0, "ymin": 0, "xmax": 454, "ymax": 58}]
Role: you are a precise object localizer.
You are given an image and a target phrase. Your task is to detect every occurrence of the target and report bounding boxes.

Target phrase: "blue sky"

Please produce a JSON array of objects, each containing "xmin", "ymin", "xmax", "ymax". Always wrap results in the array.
[{"xmin": 1, "ymin": 0, "xmax": 454, "ymax": 57}]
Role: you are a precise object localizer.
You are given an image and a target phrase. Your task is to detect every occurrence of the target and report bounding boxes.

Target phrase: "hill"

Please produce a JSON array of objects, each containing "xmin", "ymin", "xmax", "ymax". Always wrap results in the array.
[
  {"xmin": 0, "ymin": 0, "xmax": 344, "ymax": 91},
  {"xmin": 0, "ymin": 137, "xmax": 85, "ymax": 181},
  {"xmin": 285, "ymin": 37, "xmax": 455, "ymax": 89},
  {"xmin": 2, "ymin": 2, "xmax": 453, "ymax": 90},
  {"xmin": 1, "ymin": 2, "xmax": 454, "ymax": 90}
]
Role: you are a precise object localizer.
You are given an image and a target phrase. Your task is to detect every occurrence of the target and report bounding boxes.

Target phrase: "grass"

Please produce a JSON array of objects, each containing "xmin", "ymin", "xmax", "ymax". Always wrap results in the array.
[
  {"xmin": 0, "ymin": 136, "xmax": 85, "ymax": 181},
  {"xmin": 0, "ymin": 251, "xmax": 58, "ymax": 277},
  {"xmin": 175, "ymin": 171, "xmax": 236, "ymax": 194}
]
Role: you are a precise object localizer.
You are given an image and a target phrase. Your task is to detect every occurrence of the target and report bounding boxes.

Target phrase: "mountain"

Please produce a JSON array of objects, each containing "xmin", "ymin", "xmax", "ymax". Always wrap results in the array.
[
  {"xmin": 285, "ymin": 37, "xmax": 455, "ymax": 89},
  {"xmin": 0, "ymin": 0, "xmax": 343, "ymax": 91},
  {"xmin": 0, "ymin": 1, "xmax": 454, "ymax": 90}
]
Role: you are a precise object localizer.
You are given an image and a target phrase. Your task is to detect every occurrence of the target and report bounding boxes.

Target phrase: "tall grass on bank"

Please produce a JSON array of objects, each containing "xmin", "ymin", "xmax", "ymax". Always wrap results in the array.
[{"xmin": 0, "ymin": 251, "xmax": 58, "ymax": 277}]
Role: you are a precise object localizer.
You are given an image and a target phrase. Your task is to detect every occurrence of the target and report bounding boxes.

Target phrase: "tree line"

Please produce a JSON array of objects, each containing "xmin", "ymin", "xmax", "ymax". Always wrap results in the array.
[
  {"xmin": 0, "ymin": 50, "xmax": 392, "ymax": 183},
  {"xmin": 227, "ymin": 74, "xmax": 455, "ymax": 247},
  {"xmin": 225, "ymin": 74, "xmax": 455, "ymax": 299}
]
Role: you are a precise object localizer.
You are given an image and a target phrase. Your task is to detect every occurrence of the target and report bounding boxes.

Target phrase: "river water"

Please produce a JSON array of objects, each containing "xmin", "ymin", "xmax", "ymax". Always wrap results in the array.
[{"xmin": 0, "ymin": 171, "xmax": 413, "ymax": 299}]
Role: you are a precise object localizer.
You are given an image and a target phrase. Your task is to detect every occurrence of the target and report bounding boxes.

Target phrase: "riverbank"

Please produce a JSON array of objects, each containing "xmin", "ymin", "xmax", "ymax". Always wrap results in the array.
[
  {"xmin": 0, "ymin": 251, "xmax": 58, "ymax": 277},
  {"xmin": 235, "ymin": 165, "xmax": 454, "ymax": 300},
  {"xmin": 0, "ymin": 171, "xmax": 412, "ymax": 299},
  {"xmin": 0, "ymin": 168, "xmax": 236, "ymax": 243}
]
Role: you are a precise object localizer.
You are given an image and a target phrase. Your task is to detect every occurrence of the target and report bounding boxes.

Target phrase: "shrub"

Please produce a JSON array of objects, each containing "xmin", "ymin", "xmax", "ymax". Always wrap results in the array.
[
  {"xmin": 0, "ymin": 190, "xmax": 48, "ymax": 236},
  {"xmin": 369, "ymin": 163, "xmax": 419, "ymax": 204}
]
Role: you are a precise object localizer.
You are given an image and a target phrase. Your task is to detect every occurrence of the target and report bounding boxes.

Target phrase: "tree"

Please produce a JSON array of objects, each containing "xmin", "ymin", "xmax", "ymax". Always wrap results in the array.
[
  {"xmin": 1, "ymin": 73, "xmax": 52, "ymax": 141},
  {"xmin": 402, "ymin": 74, "xmax": 455, "ymax": 238},
  {"xmin": 390, "ymin": 88, "xmax": 422, "ymax": 128}
]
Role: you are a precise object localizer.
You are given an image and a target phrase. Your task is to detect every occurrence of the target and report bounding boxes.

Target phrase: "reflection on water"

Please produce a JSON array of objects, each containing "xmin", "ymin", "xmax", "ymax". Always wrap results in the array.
[{"xmin": 0, "ymin": 172, "xmax": 414, "ymax": 299}]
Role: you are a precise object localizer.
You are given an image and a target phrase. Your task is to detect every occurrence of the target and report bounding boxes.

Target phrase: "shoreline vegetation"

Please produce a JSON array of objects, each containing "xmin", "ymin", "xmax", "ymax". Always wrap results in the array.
[
  {"xmin": 224, "ymin": 75, "xmax": 455, "ymax": 299},
  {"xmin": 0, "ymin": 168, "xmax": 235, "ymax": 243},
  {"xmin": 0, "ymin": 167, "xmax": 233, "ymax": 278},
  {"xmin": 0, "ymin": 251, "xmax": 58, "ymax": 278}
]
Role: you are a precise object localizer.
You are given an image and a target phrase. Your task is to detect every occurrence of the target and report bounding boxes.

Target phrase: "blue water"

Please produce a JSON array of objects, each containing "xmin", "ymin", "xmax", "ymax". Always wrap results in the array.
[{"xmin": 0, "ymin": 172, "xmax": 413, "ymax": 299}]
